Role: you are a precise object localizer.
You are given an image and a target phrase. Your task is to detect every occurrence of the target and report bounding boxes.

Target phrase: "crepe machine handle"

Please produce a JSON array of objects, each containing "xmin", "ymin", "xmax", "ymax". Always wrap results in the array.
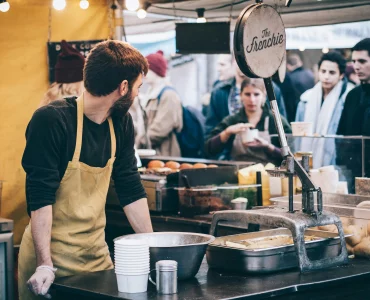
[
  {"xmin": 209, "ymin": 211, "xmax": 259, "ymax": 237},
  {"xmin": 263, "ymin": 78, "xmax": 290, "ymax": 157}
]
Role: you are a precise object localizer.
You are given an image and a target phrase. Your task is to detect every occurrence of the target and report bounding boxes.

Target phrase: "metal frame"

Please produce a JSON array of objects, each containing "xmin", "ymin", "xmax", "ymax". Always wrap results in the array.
[
  {"xmin": 0, "ymin": 232, "xmax": 14, "ymax": 300},
  {"xmin": 210, "ymin": 210, "xmax": 348, "ymax": 272}
]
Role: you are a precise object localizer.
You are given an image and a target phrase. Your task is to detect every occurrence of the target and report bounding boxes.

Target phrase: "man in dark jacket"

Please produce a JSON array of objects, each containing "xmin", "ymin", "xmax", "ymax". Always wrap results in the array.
[
  {"xmin": 337, "ymin": 38, "xmax": 370, "ymax": 189},
  {"xmin": 287, "ymin": 52, "xmax": 315, "ymax": 97},
  {"xmin": 205, "ymin": 62, "xmax": 287, "ymax": 137}
]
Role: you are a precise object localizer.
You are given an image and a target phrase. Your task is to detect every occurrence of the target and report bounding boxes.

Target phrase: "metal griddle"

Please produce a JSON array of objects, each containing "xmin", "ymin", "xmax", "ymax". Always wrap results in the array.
[{"xmin": 212, "ymin": 0, "xmax": 348, "ymax": 272}]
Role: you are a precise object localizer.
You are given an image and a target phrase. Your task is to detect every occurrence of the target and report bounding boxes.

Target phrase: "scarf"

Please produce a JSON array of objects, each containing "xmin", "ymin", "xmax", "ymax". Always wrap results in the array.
[{"xmin": 301, "ymin": 80, "xmax": 344, "ymax": 168}]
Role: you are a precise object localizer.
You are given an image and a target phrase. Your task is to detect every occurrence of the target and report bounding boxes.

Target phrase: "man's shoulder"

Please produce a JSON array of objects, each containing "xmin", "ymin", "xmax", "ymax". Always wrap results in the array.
[
  {"xmin": 30, "ymin": 98, "xmax": 76, "ymax": 128},
  {"xmin": 112, "ymin": 112, "xmax": 134, "ymax": 133},
  {"xmin": 210, "ymin": 79, "xmax": 234, "ymax": 103},
  {"xmin": 347, "ymin": 85, "xmax": 362, "ymax": 95},
  {"xmin": 214, "ymin": 78, "xmax": 235, "ymax": 90},
  {"xmin": 345, "ymin": 85, "xmax": 362, "ymax": 102}
]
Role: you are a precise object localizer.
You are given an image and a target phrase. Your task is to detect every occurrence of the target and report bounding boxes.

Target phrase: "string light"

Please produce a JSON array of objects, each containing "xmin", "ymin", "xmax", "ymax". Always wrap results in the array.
[
  {"xmin": 126, "ymin": 0, "xmax": 140, "ymax": 11},
  {"xmin": 0, "ymin": 0, "xmax": 10, "ymax": 12},
  {"xmin": 53, "ymin": 0, "xmax": 66, "ymax": 11},
  {"xmin": 322, "ymin": 47, "xmax": 329, "ymax": 54},
  {"xmin": 80, "ymin": 0, "xmax": 89, "ymax": 10},
  {"xmin": 196, "ymin": 8, "xmax": 206, "ymax": 23},
  {"xmin": 137, "ymin": 2, "xmax": 150, "ymax": 19},
  {"xmin": 137, "ymin": 9, "xmax": 147, "ymax": 19}
]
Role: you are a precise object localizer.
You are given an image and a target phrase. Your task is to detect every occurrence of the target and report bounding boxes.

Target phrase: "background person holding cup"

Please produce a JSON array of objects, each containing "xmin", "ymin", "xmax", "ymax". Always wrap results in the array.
[{"xmin": 205, "ymin": 78, "xmax": 291, "ymax": 165}]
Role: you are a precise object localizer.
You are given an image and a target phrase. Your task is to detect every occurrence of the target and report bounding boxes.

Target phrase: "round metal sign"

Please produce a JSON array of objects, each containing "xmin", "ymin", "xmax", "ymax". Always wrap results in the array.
[{"xmin": 234, "ymin": 4, "xmax": 286, "ymax": 78}]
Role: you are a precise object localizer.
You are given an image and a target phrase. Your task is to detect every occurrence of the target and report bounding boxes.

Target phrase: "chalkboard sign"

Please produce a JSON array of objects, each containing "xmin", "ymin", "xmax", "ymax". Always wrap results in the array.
[{"xmin": 47, "ymin": 39, "xmax": 104, "ymax": 83}]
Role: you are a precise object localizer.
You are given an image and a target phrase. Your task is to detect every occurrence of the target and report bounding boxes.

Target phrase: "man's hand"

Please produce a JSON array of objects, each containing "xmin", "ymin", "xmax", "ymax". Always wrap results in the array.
[
  {"xmin": 27, "ymin": 265, "xmax": 57, "ymax": 299},
  {"xmin": 28, "ymin": 206, "xmax": 54, "ymax": 297}
]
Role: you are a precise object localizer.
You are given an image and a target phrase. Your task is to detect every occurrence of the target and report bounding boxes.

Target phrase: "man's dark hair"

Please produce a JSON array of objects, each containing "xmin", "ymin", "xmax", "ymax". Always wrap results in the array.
[
  {"xmin": 352, "ymin": 38, "xmax": 370, "ymax": 57},
  {"xmin": 318, "ymin": 52, "xmax": 347, "ymax": 75},
  {"xmin": 84, "ymin": 40, "xmax": 149, "ymax": 97}
]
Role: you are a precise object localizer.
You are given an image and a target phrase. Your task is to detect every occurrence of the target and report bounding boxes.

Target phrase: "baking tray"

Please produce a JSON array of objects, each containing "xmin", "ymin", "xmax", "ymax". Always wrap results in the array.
[{"xmin": 206, "ymin": 228, "xmax": 350, "ymax": 274}]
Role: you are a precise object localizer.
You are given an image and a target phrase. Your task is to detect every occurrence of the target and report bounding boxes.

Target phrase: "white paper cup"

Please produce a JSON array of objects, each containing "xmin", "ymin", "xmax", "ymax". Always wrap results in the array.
[
  {"xmin": 115, "ymin": 267, "xmax": 150, "ymax": 274},
  {"xmin": 231, "ymin": 198, "xmax": 248, "ymax": 210},
  {"xmin": 240, "ymin": 129, "xmax": 259, "ymax": 144},
  {"xmin": 318, "ymin": 165, "xmax": 335, "ymax": 173},
  {"xmin": 116, "ymin": 273, "xmax": 149, "ymax": 293},
  {"xmin": 115, "ymin": 239, "xmax": 148, "ymax": 246},
  {"xmin": 115, "ymin": 261, "xmax": 150, "ymax": 267},
  {"xmin": 291, "ymin": 122, "xmax": 313, "ymax": 136},
  {"xmin": 114, "ymin": 248, "xmax": 149, "ymax": 253},
  {"xmin": 115, "ymin": 268, "xmax": 150, "ymax": 275},
  {"xmin": 114, "ymin": 245, "xmax": 149, "ymax": 250},
  {"xmin": 114, "ymin": 253, "xmax": 149, "ymax": 258},
  {"xmin": 336, "ymin": 181, "xmax": 348, "ymax": 194},
  {"xmin": 115, "ymin": 267, "xmax": 150, "ymax": 273}
]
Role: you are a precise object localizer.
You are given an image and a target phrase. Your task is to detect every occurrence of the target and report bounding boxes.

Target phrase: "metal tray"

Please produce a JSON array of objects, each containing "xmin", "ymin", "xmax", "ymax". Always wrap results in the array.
[{"xmin": 206, "ymin": 228, "xmax": 349, "ymax": 274}]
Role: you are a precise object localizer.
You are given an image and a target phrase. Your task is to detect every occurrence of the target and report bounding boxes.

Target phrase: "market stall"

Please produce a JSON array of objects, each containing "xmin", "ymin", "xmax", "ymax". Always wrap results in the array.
[
  {"xmin": 53, "ymin": 1, "xmax": 370, "ymax": 298},
  {"xmin": 2, "ymin": 0, "xmax": 368, "ymax": 299}
]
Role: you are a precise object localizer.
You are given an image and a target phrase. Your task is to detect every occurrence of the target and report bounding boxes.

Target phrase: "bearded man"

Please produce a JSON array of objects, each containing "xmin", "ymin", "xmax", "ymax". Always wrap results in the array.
[{"xmin": 18, "ymin": 40, "xmax": 153, "ymax": 299}]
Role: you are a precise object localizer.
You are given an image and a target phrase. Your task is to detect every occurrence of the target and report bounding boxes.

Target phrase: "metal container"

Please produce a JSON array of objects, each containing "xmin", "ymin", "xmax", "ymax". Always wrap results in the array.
[
  {"xmin": 115, "ymin": 232, "xmax": 215, "ymax": 280},
  {"xmin": 141, "ymin": 175, "xmax": 178, "ymax": 212},
  {"xmin": 231, "ymin": 198, "xmax": 248, "ymax": 210},
  {"xmin": 154, "ymin": 260, "xmax": 178, "ymax": 294},
  {"xmin": 206, "ymin": 228, "xmax": 349, "ymax": 274}
]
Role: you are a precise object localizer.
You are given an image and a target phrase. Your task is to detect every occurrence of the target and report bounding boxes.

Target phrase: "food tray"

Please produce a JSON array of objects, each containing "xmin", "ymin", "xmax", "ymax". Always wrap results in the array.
[
  {"xmin": 206, "ymin": 228, "xmax": 349, "ymax": 274},
  {"xmin": 272, "ymin": 193, "xmax": 370, "ymax": 258}
]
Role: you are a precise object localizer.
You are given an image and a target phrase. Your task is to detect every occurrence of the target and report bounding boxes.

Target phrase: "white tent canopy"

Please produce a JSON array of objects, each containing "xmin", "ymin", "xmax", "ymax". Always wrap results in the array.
[
  {"xmin": 127, "ymin": 20, "xmax": 370, "ymax": 52},
  {"xmin": 123, "ymin": 0, "xmax": 370, "ymax": 35}
]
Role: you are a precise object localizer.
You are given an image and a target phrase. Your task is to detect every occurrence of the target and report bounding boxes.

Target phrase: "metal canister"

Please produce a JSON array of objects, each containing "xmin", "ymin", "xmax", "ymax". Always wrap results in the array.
[{"xmin": 155, "ymin": 260, "xmax": 178, "ymax": 294}]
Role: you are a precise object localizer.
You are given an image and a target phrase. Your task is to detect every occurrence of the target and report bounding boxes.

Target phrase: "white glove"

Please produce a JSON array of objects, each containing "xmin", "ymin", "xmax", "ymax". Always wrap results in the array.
[{"xmin": 27, "ymin": 265, "xmax": 57, "ymax": 299}]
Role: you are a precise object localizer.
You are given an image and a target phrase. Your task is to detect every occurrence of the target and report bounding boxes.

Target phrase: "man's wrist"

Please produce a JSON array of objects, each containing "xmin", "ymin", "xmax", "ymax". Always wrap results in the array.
[{"xmin": 37, "ymin": 259, "xmax": 53, "ymax": 268}]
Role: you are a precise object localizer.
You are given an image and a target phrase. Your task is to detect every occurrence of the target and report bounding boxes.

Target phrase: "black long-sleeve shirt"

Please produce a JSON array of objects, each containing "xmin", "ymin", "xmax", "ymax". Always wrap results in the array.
[{"xmin": 22, "ymin": 97, "xmax": 146, "ymax": 215}]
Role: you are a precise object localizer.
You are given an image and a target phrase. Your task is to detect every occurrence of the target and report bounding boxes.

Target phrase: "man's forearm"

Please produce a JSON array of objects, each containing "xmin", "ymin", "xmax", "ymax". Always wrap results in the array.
[
  {"xmin": 31, "ymin": 205, "xmax": 53, "ymax": 267},
  {"xmin": 123, "ymin": 198, "xmax": 153, "ymax": 233}
]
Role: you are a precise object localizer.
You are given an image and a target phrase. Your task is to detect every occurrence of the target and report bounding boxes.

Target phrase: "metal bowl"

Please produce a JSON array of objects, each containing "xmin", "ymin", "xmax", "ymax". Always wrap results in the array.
[{"xmin": 114, "ymin": 232, "xmax": 215, "ymax": 280}]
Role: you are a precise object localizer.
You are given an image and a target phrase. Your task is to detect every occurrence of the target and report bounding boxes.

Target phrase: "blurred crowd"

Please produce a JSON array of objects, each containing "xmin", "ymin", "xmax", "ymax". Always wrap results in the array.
[{"xmin": 42, "ymin": 38, "xmax": 370, "ymax": 170}]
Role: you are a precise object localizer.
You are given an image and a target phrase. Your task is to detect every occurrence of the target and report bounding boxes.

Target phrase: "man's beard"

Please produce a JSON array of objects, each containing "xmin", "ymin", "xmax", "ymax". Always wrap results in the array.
[{"xmin": 110, "ymin": 89, "xmax": 134, "ymax": 118}]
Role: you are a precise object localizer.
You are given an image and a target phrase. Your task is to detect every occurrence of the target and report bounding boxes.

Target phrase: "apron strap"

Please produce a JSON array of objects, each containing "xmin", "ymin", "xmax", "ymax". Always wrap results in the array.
[
  {"xmin": 107, "ymin": 117, "xmax": 116, "ymax": 159},
  {"xmin": 72, "ymin": 95, "xmax": 84, "ymax": 163},
  {"xmin": 264, "ymin": 116, "xmax": 269, "ymax": 132},
  {"xmin": 73, "ymin": 95, "xmax": 117, "ymax": 163}
]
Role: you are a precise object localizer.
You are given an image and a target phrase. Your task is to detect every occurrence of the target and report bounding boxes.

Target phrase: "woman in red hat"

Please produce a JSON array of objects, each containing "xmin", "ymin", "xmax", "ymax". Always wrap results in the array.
[{"xmin": 139, "ymin": 50, "xmax": 183, "ymax": 156}]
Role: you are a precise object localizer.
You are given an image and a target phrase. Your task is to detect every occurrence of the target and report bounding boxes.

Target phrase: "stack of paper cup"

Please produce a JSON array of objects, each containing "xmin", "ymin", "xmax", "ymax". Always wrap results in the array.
[{"xmin": 114, "ymin": 239, "xmax": 150, "ymax": 293}]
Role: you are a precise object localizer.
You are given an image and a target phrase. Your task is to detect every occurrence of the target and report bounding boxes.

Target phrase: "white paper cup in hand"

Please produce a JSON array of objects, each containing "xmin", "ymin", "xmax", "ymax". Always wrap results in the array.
[
  {"xmin": 240, "ymin": 129, "xmax": 259, "ymax": 144},
  {"xmin": 290, "ymin": 122, "xmax": 313, "ymax": 136},
  {"xmin": 116, "ymin": 273, "xmax": 149, "ymax": 293}
]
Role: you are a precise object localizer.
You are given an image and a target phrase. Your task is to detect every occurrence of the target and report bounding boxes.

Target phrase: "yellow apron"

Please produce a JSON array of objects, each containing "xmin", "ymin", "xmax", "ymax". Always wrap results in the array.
[{"xmin": 18, "ymin": 95, "xmax": 115, "ymax": 299}]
